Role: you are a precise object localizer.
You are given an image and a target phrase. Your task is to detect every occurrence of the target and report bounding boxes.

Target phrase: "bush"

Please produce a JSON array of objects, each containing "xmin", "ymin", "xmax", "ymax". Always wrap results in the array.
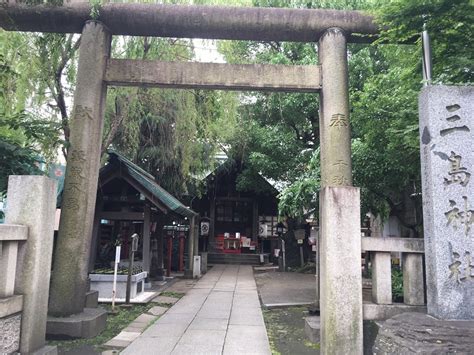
[
  {"xmin": 92, "ymin": 265, "xmax": 143, "ymax": 275},
  {"xmin": 392, "ymin": 267, "xmax": 404, "ymax": 302}
]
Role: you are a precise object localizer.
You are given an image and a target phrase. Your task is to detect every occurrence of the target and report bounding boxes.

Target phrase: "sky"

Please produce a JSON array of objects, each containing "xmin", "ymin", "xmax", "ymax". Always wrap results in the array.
[{"xmin": 193, "ymin": 39, "xmax": 226, "ymax": 63}]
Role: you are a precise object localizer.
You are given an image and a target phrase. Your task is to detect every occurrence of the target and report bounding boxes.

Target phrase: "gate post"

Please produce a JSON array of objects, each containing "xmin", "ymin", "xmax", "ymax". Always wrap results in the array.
[
  {"xmin": 185, "ymin": 215, "xmax": 196, "ymax": 278},
  {"xmin": 5, "ymin": 176, "xmax": 57, "ymax": 354},
  {"xmin": 49, "ymin": 21, "xmax": 111, "ymax": 317},
  {"xmin": 318, "ymin": 28, "xmax": 363, "ymax": 354}
]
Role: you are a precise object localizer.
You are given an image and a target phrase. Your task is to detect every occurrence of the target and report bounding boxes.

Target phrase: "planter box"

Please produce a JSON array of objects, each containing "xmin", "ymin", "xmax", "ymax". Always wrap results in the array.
[{"xmin": 89, "ymin": 272, "xmax": 147, "ymax": 300}]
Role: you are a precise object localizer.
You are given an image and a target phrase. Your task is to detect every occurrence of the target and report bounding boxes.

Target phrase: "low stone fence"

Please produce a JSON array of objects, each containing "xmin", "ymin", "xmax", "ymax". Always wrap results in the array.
[
  {"xmin": 362, "ymin": 237, "xmax": 426, "ymax": 320},
  {"xmin": 0, "ymin": 176, "xmax": 57, "ymax": 354},
  {"xmin": 0, "ymin": 224, "xmax": 28, "ymax": 353}
]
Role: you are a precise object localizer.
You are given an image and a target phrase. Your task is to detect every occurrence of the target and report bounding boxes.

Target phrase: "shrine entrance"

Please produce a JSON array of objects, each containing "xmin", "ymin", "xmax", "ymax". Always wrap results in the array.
[{"xmin": 0, "ymin": 3, "xmax": 380, "ymax": 353}]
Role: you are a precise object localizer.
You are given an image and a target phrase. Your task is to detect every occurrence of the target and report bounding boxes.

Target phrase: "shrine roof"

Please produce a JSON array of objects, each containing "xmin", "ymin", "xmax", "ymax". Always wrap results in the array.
[{"xmin": 101, "ymin": 151, "xmax": 197, "ymax": 218}]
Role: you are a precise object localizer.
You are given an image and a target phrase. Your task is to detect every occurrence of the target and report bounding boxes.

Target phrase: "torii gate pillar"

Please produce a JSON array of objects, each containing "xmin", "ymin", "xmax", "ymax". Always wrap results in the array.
[
  {"xmin": 318, "ymin": 28, "xmax": 363, "ymax": 354},
  {"xmin": 49, "ymin": 21, "xmax": 111, "ymax": 318}
]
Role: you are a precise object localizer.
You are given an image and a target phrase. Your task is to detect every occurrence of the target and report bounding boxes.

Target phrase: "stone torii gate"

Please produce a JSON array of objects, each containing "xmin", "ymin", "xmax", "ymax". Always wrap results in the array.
[{"xmin": 0, "ymin": 3, "xmax": 379, "ymax": 353}]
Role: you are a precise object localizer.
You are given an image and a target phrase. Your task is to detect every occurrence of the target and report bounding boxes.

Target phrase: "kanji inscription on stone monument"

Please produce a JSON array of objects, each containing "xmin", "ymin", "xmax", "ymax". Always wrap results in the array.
[
  {"xmin": 445, "ymin": 196, "xmax": 474, "ymax": 236},
  {"xmin": 444, "ymin": 152, "xmax": 471, "ymax": 187},
  {"xmin": 449, "ymin": 250, "xmax": 474, "ymax": 284},
  {"xmin": 329, "ymin": 113, "xmax": 348, "ymax": 127},
  {"xmin": 419, "ymin": 85, "xmax": 474, "ymax": 320}
]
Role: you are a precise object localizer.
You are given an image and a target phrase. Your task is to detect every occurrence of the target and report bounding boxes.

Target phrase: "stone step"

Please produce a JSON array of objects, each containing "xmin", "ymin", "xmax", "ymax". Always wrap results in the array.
[
  {"xmin": 84, "ymin": 290, "xmax": 99, "ymax": 309},
  {"xmin": 208, "ymin": 253, "xmax": 268, "ymax": 265}
]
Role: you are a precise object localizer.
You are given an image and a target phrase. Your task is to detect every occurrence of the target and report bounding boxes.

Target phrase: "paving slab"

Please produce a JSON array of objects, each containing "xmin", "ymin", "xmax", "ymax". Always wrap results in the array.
[
  {"xmin": 188, "ymin": 317, "xmax": 228, "ymax": 331},
  {"xmin": 152, "ymin": 296, "xmax": 179, "ymax": 304},
  {"xmin": 171, "ymin": 343, "xmax": 223, "ymax": 355},
  {"xmin": 141, "ymin": 322, "xmax": 189, "ymax": 338},
  {"xmin": 103, "ymin": 338, "xmax": 131, "ymax": 348},
  {"xmin": 223, "ymin": 324, "xmax": 271, "ymax": 354},
  {"xmin": 121, "ymin": 336, "xmax": 181, "ymax": 355},
  {"xmin": 147, "ymin": 306, "xmax": 168, "ymax": 316},
  {"xmin": 122, "ymin": 265, "xmax": 271, "ymax": 355},
  {"xmin": 156, "ymin": 313, "xmax": 195, "ymax": 324},
  {"xmin": 178, "ymin": 329, "xmax": 226, "ymax": 346},
  {"xmin": 122, "ymin": 325, "xmax": 146, "ymax": 333},
  {"xmin": 229, "ymin": 310, "xmax": 265, "ymax": 326},
  {"xmin": 133, "ymin": 314, "xmax": 157, "ymax": 325},
  {"xmin": 113, "ymin": 331, "xmax": 141, "ymax": 342}
]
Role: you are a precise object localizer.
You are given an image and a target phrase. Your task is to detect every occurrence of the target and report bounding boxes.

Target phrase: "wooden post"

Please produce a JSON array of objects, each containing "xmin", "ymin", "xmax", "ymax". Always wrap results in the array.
[
  {"xmin": 184, "ymin": 216, "xmax": 196, "ymax": 278},
  {"xmin": 252, "ymin": 200, "xmax": 258, "ymax": 243},
  {"xmin": 143, "ymin": 204, "xmax": 151, "ymax": 274},
  {"xmin": 209, "ymin": 198, "xmax": 215, "ymax": 247},
  {"xmin": 88, "ymin": 197, "xmax": 103, "ymax": 272},
  {"xmin": 156, "ymin": 220, "xmax": 165, "ymax": 280},
  {"xmin": 49, "ymin": 21, "xmax": 111, "ymax": 317},
  {"xmin": 167, "ymin": 235, "xmax": 172, "ymax": 277},
  {"xmin": 179, "ymin": 235, "xmax": 185, "ymax": 272}
]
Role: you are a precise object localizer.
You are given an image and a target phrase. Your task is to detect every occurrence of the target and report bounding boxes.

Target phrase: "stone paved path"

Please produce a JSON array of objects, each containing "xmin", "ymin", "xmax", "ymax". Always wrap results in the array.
[{"xmin": 121, "ymin": 265, "xmax": 271, "ymax": 355}]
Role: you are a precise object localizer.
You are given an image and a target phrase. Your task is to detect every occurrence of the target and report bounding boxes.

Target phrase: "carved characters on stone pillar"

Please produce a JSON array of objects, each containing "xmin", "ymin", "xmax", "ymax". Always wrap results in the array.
[
  {"xmin": 444, "ymin": 151, "xmax": 471, "ymax": 187},
  {"xmin": 330, "ymin": 160, "xmax": 350, "ymax": 186},
  {"xmin": 440, "ymin": 104, "xmax": 470, "ymax": 137},
  {"xmin": 449, "ymin": 250, "xmax": 474, "ymax": 284},
  {"xmin": 331, "ymin": 175, "xmax": 350, "ymax": 186},
  {"xmin": 73, "ymin": 105, "xmax": 94, "ymax": 121},
  {"xmin": 445, "ymin": 196, "xmax": 474, "ymax": 236},
  {"xmin": 329, "ymin": 113, "xmax": 348, "ymax": 127},
  {"xmin": 63, "ymin": 149, "xmax": 86, "ymax": 210}
]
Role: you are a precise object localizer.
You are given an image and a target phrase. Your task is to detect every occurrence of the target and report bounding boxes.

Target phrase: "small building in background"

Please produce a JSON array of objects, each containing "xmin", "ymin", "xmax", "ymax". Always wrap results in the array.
[
  {"xmin": 56, "ymin": 151, "xmax": 196, "ymax": 279},
  {"xmin": 192, "ymin": 160, "xmax": 280, "ymax": 264}
]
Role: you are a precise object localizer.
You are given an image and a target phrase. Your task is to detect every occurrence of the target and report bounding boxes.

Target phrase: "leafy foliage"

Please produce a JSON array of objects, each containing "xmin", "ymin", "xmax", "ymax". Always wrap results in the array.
[
  {"xmin": 104, "ymin": 36, "xmax": 239, "ymax": 196},
  {"xmin": 217, "ymin": 0, "xmax": 472, "ymax": 230}
]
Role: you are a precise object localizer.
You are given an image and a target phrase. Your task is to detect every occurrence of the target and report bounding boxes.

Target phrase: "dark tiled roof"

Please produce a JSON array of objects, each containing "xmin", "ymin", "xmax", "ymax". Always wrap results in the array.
[{"xmin": 104, "ymin": 151, "xmax": 197, "ymax": 218}]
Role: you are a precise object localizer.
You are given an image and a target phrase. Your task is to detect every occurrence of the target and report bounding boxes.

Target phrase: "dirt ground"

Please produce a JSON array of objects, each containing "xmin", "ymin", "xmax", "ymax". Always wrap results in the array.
[
  {"xmin": 254, "ymin": 270, "xmax": 319, "ymax": 354},
  {"xmin": 254, "ymin": 271, "xmax": 316, "ymax": 307},
  {"xmin": 262, "ymin": 306, "xmax": 319, "ymax": 355}
]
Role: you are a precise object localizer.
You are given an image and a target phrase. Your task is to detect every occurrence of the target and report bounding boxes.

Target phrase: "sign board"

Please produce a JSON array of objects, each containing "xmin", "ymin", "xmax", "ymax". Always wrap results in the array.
[
  {"xmin": 131, "ymin": 234, "xmax": 139, "ymax": 252},
  {"xmin": 294, "ymin": 229, "xmax": 305, "ymax": 240},
  {"xmin": 200, "ymin": 220, "xmax": 210, "ymax": 236}
]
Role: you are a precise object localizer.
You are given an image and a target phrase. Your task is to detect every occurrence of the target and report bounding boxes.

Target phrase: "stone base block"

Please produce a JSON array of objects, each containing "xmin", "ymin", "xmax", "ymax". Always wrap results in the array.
[
  {"xmin": 320, "ymin": 187, "xmax": 363, "ymax": 354},
  {"xmin": 200, "ymin": 252, "xmax": 208, "ymax": 274},
  {"xmin": 363, "ymin": 302, "xmax": 427, "ymax": 320},
  {"xmin": 304, "ymin": 316, "xmax": 320, "ymax": 343},
  {"xmin": 31, "ymin": 345, "xmax": 58, "ymax": 355},
  {"xmin": 371, "ymin": 312, "xmax": 474, "ymax": 354},
  {"xmin": 84, "ymin": 290, "xmax": 99, "ymax": 308},
  {"xmin": 46, "ymin": 308, "xmax": 107, "ymax": 339}
]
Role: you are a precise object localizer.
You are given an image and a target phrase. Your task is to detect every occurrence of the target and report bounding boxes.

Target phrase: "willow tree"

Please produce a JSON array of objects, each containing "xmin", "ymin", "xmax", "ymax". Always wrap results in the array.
[{"xmin": 101, "ymin": 36, "xmax": 239, "ymax": 197}]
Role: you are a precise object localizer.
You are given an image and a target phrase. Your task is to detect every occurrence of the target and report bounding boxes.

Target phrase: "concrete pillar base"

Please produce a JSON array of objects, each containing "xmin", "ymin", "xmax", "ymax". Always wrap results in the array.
[
  {"xmin": 154, "ymin": 268, "xmax": 165, "ymax": 281},
  {"xmin": 31, "ymin": 345, "xmax": 58, "ymax": 355},
  {"xmin": 46, "ymin": 308, "xmax": 107, "ymax": 339},
  {"xmin": 320, "ymin": 186, "xmax": 363, "ymax": 354}
]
